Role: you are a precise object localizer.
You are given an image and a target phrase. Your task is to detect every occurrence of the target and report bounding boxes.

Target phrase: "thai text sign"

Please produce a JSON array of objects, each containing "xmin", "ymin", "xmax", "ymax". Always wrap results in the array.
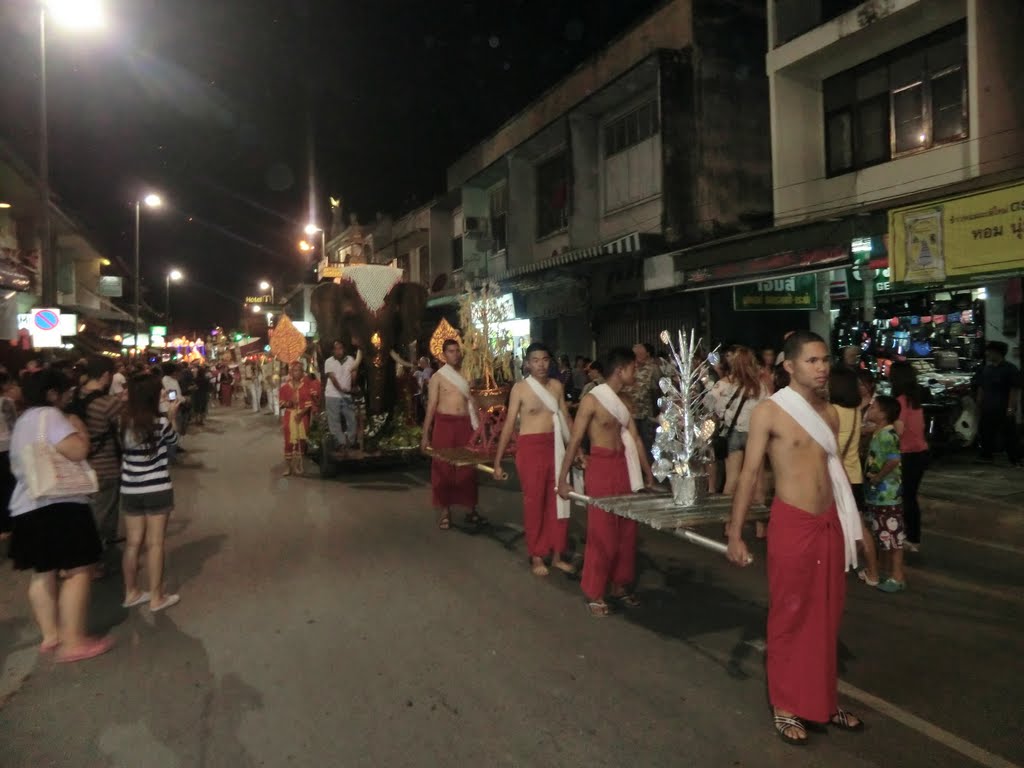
[
  {"xmin": 890, "ymin": 182, "xmax": 1024, "ymax": 284},
  {"xmin": 733, "ymin": 275, "xmax": 818, "ymax": 311}
]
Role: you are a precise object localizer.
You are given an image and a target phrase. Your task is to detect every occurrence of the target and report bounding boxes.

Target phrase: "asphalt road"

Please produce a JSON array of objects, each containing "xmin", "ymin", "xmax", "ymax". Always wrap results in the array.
[{"xmin": 0, "ymin": 408, "xmax": 1021, "ymax": 768}]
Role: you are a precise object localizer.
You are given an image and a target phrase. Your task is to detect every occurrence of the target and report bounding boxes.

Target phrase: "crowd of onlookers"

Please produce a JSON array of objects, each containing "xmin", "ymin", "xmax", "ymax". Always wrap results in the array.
[{"xmin": 0, "ymin": 355, "xmax": 194, "ymax": 663}]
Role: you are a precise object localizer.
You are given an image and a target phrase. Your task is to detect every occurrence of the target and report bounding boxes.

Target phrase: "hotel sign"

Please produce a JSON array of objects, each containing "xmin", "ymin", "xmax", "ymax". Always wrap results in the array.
[{"xmin": 244, "ymin": 295, "xmax": 273, "ymax": 305}]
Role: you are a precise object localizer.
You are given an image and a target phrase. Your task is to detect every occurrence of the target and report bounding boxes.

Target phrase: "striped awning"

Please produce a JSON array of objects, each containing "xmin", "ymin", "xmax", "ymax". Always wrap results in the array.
[{"xmin": 494, "ymin": 231, "xmax": 643, "ymax": 280}]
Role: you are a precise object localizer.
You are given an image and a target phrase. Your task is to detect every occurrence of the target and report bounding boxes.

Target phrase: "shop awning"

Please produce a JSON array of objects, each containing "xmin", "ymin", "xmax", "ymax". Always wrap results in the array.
[
  {"xmin": 667, "ymin": 211, "xmax": 887, "ymax": 290},
  {"xmin": 493, "ymin": 231, "xmax": 650, "ymax": 280}
]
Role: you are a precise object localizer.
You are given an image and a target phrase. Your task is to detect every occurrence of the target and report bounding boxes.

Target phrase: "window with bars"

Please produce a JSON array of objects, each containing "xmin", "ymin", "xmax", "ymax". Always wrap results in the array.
[
  {"xmin": 451, "ymin": 237, "xmax": 463, "ymax": 271},
  {"xmin": 536, "ymin": 153, "xmax": 570, "ymax": 239},
  {"xmin": 603, "ymin": 101, "xmax": 661, "ymax": 211},
  {"xmin": 490, "ymin": 184, "xmax": 508, "ymax": 252},
  {"xmin": 823, "ymin": 21, "xmax": 967, "ymax": 176}
]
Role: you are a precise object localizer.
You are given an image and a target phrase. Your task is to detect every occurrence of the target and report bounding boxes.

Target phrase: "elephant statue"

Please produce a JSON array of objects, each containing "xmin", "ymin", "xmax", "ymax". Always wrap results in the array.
[{"xmin": 310, "ymin": 266, "xmax": 427, "ymax": 416}]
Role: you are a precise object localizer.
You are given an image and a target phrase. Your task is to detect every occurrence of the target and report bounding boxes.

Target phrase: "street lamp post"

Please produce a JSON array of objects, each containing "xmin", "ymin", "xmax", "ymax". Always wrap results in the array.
[
  {"xmin": 259, "ymin": 280, "xmax": 274, "ymax": 304},
  {"xmin": 133, "ymin": 193, "xmax": 162, "ymax": 343},
  {"xmin": 165, "ymin": 268, "xmax": 182, "ymax": 326},
  {"xmin": 38, "ymin": 0, "xmax": 105, "ymax": 306}
]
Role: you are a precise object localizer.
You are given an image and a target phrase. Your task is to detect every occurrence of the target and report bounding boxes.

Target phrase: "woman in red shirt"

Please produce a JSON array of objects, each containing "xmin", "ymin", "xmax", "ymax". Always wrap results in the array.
[{"xmin": 890, "ymin": 362, "xmax": 929, "ymax": 551}]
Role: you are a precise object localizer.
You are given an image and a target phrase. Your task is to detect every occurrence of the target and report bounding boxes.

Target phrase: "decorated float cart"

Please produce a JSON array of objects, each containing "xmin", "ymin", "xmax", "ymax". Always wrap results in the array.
[{"xmin": 284, "ymin": 266, "xmax": 516, "ymax": 478}]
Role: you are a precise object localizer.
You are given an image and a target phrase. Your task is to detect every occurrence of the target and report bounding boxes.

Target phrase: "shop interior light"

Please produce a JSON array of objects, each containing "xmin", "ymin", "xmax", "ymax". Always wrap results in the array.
[{"xmin": 0, "ymin": 202, "xmax": 11, "ymax": 209}]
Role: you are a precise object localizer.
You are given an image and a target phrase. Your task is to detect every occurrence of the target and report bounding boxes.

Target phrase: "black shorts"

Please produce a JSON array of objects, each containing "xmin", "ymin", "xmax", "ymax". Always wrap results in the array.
[
  {"xmin": 121, "ymin": 489, "xmax": 174, "ymax": 515},
  {"xmin": 8, "ymin": 502, "xmax": 102, "ymax": 573},
  {"xmin": 851, "ymin": 482, "xmax": 865, "ymax": 511}
]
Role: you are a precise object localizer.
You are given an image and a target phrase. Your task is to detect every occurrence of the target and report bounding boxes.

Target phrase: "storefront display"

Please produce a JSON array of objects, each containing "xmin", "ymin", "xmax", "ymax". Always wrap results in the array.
[{"xmin": 832, "ymin": 288, "xmax": 986, "ymax": 379}]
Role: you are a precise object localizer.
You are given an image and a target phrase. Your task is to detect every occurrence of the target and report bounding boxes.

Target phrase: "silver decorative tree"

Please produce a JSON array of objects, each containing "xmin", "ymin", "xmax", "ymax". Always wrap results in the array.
[{"xmin": 651, "ymin": 329, "xmax": 719, "ymax": 506}]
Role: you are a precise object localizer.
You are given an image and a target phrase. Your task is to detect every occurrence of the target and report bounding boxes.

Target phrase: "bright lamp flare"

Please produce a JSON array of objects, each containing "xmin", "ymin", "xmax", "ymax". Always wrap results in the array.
[
  {"xmin": 259, "ymin": 280, "xmax": 271, "ymax": 290},
  {"xmin": 298, "ymin": 240, "xmax": 313, "ymax": 252},
  {"xmin": 143, "ymin": 193, "xmax": 162, "ymax": 208},
  {"xmin": 304, "ymin": 223, "xmax": 321, "ymax": 235},
  {"xmin": 252, "ymin": 305, "xmax": 262, "ymax": 313},
  {"xmin": 169, "ymin": 269, "xmax": 183, "ymax": 281},
  {"xmin": 47, "ymin": 0, "xmax": 105, "ymax": 29}
]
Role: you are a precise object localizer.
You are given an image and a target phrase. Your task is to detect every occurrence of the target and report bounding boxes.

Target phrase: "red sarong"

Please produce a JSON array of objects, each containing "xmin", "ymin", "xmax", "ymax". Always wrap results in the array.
[
  {"xmin": 766, "ymin": 498, "xmax": 846, "ymax": 723},
  {"xmin": 515, "ymin": 432, "xmax": 568, "ymax": 557},
  {"xmin": 580, "ymin": 446, "xmax": 637, "ymax": 600},
  {"xmin": 430, "ymin": 413, "xmax": 478, "ymax": 509}
]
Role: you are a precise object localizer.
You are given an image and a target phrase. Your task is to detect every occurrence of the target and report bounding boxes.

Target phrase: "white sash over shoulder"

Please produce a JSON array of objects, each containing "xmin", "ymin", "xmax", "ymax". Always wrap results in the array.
[
  {"xmin": 525, "ymin": 376, "xmax": 572, "ymax": 519},
  {"xmin": 588, "ymin": 384, "xmax": 644, "ymax": 492},
  {"xmin": 771, "ymin": 386, "xmax": 862, "ymax": 571},
  {"xmin": 437, "ymin": 365, "xmax": 480, "ymax": 431}
]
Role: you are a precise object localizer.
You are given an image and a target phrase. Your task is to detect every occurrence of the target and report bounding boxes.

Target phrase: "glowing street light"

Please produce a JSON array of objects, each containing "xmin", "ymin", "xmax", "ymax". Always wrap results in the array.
[
  {"xmin": 133, "ymin": 191, "xmax": 165, "ymax": 340},
  {"xmin": 258, "ymin": 279, "xmax": 275, "ymax": 303},
  {"xmin": 302, "ymin": 223, "xmax": 326, "ymax": 259},
  {"xmin": 252, "ymin": 305, "xmax": 263, "ymax": 314},
  {"xmin": 298, "ymin": 240, "xmax": 313, "ymax": 252},
  {"xmin": 165, "ymin": 268, "xmax": 183, "ymax": 325},
  {"xmin": 46, "ymin": 0, "xmax": 105, "ymax": 30}
]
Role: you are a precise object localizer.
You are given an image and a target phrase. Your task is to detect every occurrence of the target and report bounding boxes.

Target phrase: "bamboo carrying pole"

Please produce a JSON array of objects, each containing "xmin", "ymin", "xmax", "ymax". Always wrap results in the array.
[
  {"xmin": 422, "ymin": 447, "xmax": 497, "ymax": 475},
  {"xmin": 565, "ymin": 491, "xmax": 753, "ymax": 564}
]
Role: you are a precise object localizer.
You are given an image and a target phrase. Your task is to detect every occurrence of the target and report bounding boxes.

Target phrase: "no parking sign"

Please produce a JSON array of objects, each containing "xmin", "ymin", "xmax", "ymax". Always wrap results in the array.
[{"xmin": 25, "ymin": 308, "xmax": 63, "ymax": 348}]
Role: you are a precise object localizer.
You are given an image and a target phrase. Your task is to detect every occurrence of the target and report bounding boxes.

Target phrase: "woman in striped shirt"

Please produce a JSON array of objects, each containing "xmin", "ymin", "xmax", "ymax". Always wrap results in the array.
[{"xmin": 120, "ymin": 373, "xmax": 180, "ymax": 612}]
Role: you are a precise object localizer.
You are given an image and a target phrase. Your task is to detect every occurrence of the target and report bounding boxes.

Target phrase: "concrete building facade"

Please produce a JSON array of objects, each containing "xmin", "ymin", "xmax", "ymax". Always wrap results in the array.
[{"xmin": 432, "ymin": 0, "xmax": 772, "ymax": 357}]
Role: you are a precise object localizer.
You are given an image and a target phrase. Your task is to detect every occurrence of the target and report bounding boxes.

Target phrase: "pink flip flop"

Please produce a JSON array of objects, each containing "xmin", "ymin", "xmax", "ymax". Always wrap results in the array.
[
  {"xmin": 56, "ymin": 635, "xmax": 115, "ymax": 664},
  {"xmin": 39, "ymin": 639, "xmax": 59, "ymax": 654}
]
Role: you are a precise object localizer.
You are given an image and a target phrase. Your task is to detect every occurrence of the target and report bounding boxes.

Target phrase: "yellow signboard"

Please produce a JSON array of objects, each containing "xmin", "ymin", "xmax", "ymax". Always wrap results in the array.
[
  {"xmin": 889, "ymin": 182, "xmax": 1024, "ymax": 283},
  {"xmin": 319, "ymin": 263, "xmax": 345, "ymax": 279}
]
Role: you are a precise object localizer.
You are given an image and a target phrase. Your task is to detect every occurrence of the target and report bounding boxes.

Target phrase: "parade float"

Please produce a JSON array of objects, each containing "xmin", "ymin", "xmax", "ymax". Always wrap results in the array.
[{"xmin": 307, "ymin": 264, "xmax": 427, "ymax": 477}]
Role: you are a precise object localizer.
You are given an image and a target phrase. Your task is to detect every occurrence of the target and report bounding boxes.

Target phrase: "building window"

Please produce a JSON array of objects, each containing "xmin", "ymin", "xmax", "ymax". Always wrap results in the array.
[
  {"xmin": 489, "ymin": 184, "xmax": 507, "ymax": 253},
  {"xmin": 823, "ymin": 21, "xmax": 967, "ymax": 176},
  {"xmin": 536, "ymin": 152, "xmax": 569, "ymax": 239},
  {"xmin": 451, "ymin": 236, "xmax": 463, "ymax": 271},
  {"xmin": 603, "ymin": 101, "xmax": 661, "ymax": 211},
  {"xmin": 604, "ymin": 102, "xmax": 659, "ymax": 156}
]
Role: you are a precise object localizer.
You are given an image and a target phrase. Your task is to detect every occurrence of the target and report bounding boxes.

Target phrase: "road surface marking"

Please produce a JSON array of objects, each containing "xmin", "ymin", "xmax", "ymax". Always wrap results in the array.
[
  {"xmin": 836, "ymin": 680, "xmax": 1022, "ymax": 768},
  {"xmin": 741, "ymin": 640, "xmax": 1021, "ymax": 768},
  {"xmin": 904, "ymin": 567, "xmax": 1024, "ymax": 604},
  {"xmin": 926, "ymin": 530, "xmax": 1024, "ymax": 556}
]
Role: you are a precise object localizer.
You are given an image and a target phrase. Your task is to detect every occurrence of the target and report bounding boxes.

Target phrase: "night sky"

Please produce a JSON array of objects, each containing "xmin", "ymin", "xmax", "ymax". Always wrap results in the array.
[{"xmin": 0, "ymin": 0, "xmax": 661, "ymax": 333}]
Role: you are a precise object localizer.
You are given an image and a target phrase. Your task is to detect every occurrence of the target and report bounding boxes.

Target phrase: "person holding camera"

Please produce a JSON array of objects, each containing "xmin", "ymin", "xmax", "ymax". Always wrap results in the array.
[{"xmin": 119, "ymin": 373, "xmax": 180, "ymax": 613}]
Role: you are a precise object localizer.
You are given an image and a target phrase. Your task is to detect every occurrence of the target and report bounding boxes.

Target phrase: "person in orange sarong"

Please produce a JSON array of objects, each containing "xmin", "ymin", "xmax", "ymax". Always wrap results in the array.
[{"xmin": 279, "ymin": 361, "xmax": 314, "ymax": 476}]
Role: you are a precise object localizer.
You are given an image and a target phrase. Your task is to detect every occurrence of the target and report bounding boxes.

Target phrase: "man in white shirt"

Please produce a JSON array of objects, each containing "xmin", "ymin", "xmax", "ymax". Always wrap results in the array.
[
  {"xmin": 246, "ymin": 360, "xmax": 263, "ymax": 414},
  {"xmin": 262, "ymin": 357, "xmax": 281, "ymax": 416},
  {"xmin": 109, "ymin": 362, "xmax": 127, "ymax": 397},
  {"xmin": 324, "ymin": 340, "xmax": 362, "ymax": 450},
  {"xmin": 161, "ymin": 363, "xmax": 185, "ymax": 461}
]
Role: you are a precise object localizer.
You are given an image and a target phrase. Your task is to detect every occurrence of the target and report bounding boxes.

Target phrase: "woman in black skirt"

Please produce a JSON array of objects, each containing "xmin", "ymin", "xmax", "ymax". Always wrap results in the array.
[{"xmin": 8, "ymin": 369, "xmax": 114, "ymax": 663}]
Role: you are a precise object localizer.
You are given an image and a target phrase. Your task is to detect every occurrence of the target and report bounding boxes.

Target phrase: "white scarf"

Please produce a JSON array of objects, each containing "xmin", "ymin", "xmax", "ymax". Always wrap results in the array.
[
  {"xmin": 525, "ymin": 376, "xmax": 572, "ymax": 519},
  {"xmin": 588, "ymin": 384, "xmax": 644, "ymax": 492},
  {"xmin": 771, "ymin": 386, "xmax": 862, "ymax": 571},
  {"xmin": 436, "ymin": 365, "xmax": 480, "ymax": 430}
]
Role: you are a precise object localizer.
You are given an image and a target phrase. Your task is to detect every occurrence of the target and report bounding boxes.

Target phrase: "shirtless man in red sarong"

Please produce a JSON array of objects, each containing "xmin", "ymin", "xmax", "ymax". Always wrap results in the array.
[
  {"xmin": 492, "ymin": 342, "xmax": 577, "ymax": 576},
  {"xmin": 557, "ymin": 347, "xmax": 655, "ymax": 617},
  {"xmin": 727, "ymin": 330, "xmax": 864, "ymax": 746},
  {"xmin": 420, "ymin": 339, "xmax": 485, "ymax": 530}
]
